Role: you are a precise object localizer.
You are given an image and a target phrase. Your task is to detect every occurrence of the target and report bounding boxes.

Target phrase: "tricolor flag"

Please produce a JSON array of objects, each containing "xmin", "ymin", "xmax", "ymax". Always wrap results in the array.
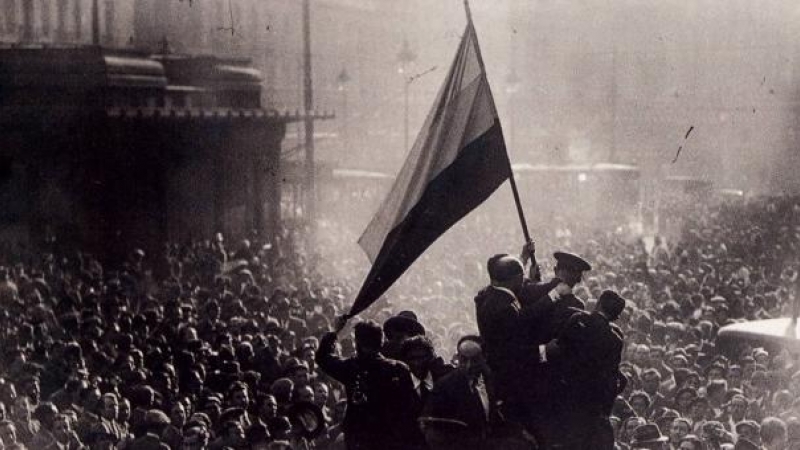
[{"xmin": 348, "ymin": 15, "xmax": 513, "ymax": 317}]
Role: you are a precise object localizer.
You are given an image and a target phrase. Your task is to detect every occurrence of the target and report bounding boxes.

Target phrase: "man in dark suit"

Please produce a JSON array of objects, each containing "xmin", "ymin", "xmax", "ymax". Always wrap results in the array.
[
  {"xmin": 474, "ymin": 254, "xmax": 529, "ymax": 425},
  {"xmin": 542, "ymin": 289, "xmax": 627, "ymax": 450},
  {"xmin": 315, "ymin": 320, "xmax": 418, "ymax": 450},
  {"xmin": 419, "ymin": 336, "xmax": 499, "ymax": 450},
  {"xmin": 398, "ymin": 335, "xmax": 455, "ymax": 450},
  {"xmin": 519, "ymin": 251, "xmax": 591, "ymax": 445}
]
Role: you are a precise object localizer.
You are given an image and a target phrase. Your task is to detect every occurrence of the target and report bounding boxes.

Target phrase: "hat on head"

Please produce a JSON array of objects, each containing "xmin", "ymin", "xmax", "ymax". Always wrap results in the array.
[
  {"xmin": 654, "ymin": 408, "xmax": 679, "ymax": 428},
  {"xmin": 554, "ymin": 252, "xmax": 592, "ymax": 272},
  {"xmin": 598, "ymin": 290, "xmax": 626, "ymax": 319},
  {"xmin": 287, "ymin": 401, "xmax": 325, "ymax": 439},
  {"xmin": 145, "ymin": 409, "xmax": 171, "ymax": 427},
  {"xmin": 630, "ymin": 423, "xmax": 668, "ymax": 445},
  {"xmin": 283, "ymin": 357, "xmax": 310, "ymax": 375},
  {"xmin": 383, "ymin": 311, "xmax": 425, "ymax": 337},
  {"xmin": 735, "ymin": 420, "xmax": 760, "ymax": 435}
]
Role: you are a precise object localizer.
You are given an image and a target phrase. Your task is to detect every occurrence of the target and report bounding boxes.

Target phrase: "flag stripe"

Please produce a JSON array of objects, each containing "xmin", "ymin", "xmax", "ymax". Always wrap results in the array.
[
  {"xmin": 349, "ymin": 118, "xmax": 510, "ymax": 316},
  {"xmin": 358, "ymin": 26, "xmax": 494, "ymax": 263}
]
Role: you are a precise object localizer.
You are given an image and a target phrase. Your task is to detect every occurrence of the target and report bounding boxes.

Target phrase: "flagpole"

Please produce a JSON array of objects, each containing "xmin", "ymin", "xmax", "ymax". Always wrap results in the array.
[{"xmin": 463, "ymin": 0, "xmax": 533, "ymax": 247}]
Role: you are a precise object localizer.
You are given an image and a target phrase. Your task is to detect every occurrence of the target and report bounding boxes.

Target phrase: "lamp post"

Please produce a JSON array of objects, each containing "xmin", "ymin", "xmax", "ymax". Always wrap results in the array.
[
  {"xmin": 504, "ymin": 68, "xmax": 521, "ymax": 153},
  {"xmin": 336, "ymin": 67, "xmax": 351, "ymax": 164},
  {"xmin": 302, "ymin": 0, "xmax": 316, "ymax": 231},
  {"xmin": 397, "ymin": 39, "xmax": 417, "ymax": 151}
]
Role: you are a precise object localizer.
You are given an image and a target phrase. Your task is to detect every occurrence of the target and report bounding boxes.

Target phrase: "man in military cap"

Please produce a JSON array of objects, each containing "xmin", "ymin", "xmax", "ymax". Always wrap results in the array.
[
  {"xmin": 532, "ymin": 251, "xmax": 592, "ymax": 342},
  {"xmin": 515, "ymin": 251, "xmax": 591, "ymax": 444},
  {"xmin": 541, "ymin": 289, "xmax": 627, "ymax": 450}
]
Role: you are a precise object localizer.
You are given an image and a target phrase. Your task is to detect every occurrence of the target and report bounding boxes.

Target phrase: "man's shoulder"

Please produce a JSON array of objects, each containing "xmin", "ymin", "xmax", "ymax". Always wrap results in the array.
[
  {"xmin": 475, "ymin": 286, "xmax": 496, "ymax": 303},
  {"xmin": 376, "ymin": 355, "xmax": 411, "ymax": 373}
]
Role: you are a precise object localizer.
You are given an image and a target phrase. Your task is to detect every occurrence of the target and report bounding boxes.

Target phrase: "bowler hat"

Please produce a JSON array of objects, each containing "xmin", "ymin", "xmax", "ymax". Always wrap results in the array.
[
  {"xmin": 383, "ymin": 311, "xmax": 425, "ymax": 336},
  {"xmin": 554, "ymin": 252, "xmax": 592, "ymax": 272},
  {"xmin": 287, "ymin": 401, "xmax": 325, "ymax": 439},
  {"xmin": 630, "ymin": 423, "xmax": 668, "ymax": 445}
]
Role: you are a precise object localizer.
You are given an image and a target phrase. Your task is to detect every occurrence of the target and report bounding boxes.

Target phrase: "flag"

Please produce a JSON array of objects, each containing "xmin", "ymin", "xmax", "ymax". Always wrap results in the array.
[{"xmin": 348, "ymin": 17, "xmax": 512, "ymax": 317}]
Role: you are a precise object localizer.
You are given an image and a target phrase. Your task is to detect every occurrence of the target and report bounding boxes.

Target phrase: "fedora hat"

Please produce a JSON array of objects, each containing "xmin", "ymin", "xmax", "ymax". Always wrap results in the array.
[{"xmin": 630, "ymin": 423, "xmax": 668, "ymax": 445}]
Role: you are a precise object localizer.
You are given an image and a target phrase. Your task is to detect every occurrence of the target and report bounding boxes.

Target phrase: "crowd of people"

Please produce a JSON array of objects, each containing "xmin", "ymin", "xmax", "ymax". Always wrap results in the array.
[{"xmin": 0, "ymin": 189, "xmax": 799, "ymax": 450}]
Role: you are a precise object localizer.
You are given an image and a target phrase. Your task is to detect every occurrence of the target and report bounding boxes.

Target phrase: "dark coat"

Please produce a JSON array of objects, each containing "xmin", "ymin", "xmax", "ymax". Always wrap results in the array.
[
  {"xmin": 517, "ymin": 289, "xmax": 584, "ymax": 417},
  {"xmin": 420, "ymin": 369, "xmax": 497, "ymax": 450},
  {"xmin": 474, "ymin": 287, "xmax": 525, "ymax": 385},
  {"xmin": 531, "ymin": 293, "xmax": 585, "ymax": 344},
  {"xmin": 315, "ymin": 332, "xmax": 418, "ymax": 450},
  {"xmin": 556, "ymin": 311, "xmax": 624, "ymax": 413}
]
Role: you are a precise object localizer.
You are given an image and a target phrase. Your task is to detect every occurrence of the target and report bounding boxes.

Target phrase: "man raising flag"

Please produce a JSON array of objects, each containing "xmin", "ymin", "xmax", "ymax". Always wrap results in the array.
[{"xmin": 344, "ymin": 2, "xmax": 524, "ymax": 320}]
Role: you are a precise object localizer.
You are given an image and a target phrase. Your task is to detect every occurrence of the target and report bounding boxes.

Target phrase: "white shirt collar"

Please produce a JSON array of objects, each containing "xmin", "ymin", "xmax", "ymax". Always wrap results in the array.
[{"xmin": 411, "ymin": 372, "xmax": 434, "ymax": 392}]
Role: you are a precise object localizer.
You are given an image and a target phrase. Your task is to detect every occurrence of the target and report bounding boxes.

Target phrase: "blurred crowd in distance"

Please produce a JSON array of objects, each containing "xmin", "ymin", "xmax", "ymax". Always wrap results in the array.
[{"xmin": 1, "ymin": 190, "xmax": 800, "ymax": 449}]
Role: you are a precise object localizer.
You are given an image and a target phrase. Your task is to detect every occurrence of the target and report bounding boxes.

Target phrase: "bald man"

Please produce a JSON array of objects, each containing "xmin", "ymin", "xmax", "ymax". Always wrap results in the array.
[
  {"xmin": 419, "ymin": 336, "xmax": 494, "ymax": 450},
  {"xmin": 474, "ymin": 254, "xmax": 529, "ymax": 426}
]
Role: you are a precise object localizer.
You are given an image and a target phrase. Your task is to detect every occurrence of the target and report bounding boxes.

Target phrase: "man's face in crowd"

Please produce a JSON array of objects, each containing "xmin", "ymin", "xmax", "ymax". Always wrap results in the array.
[
  {"xmin": 101, "ymin": 396, "xmax": 118, "ymax": 420},
  {"xmin": 171, "ymin": 403, "xmax": 186, "ymax": 428},
  {"xmin": 690, "ymin": 401, "xmax": 708, "ymax": 420},
  {"xmin": 669, "ymin": 420, "xmax": 690, "ymax": 443},
  {"xmin": 289, "ymin": 367, "xmax": 310, "ymax": 387},
  {"xmin": 630, "ymin": 397, "xmax": 648, "ymax": 417},
  {"xmin": 729, "ymin": 397, "xmax": 747, "ymax": 420},
  {"xmin": 685, "ymin": 374, "xmax": 701, "ymax": 389},
  {"xmin": 11, "ymin": 396, "xmax": 29, "ymax": 421},
  {"xmin": 24, "ymin": 381, "xmax": 39, "ymax": 405},
  {"xmin": 53, "ymin": 415, "xmax": 71, "ymax": 442},
  {"xmin": 231, "ymin": 388, "xmax": 249, "ymax": 409},
  {"xmin": 456, "ymin": 342, "xmax": 485, "ymax": 378},
  {"xmin": 296, "ymin": 386, "xmax": 315, "ymax": 404},
  {"xmin": 642, "ymin": 375, "xmax": 659, "ymax": 395},
  {"xmin": 313, "ymin": 384, "xmax": 329, "ymax": 408},
  {"xmin": 727, "ymin": 370, "xmax": 742, "ymax": 388},
  {"xmin": 225, "ymin": 422, "xmax": 245, "ymax": 446},
  {"xmin": 118, "ymin": 399, "xmax": 130, "ymax": 422},
  {"xmin": 738, "ymin": 426, "xmax": 759, "ymax": 444},
  {"xmin": 706, "ymin": 367, "xmax": 724, "ymax": 381},
  {"xmin": 670, "ymin": 355, "xmax": 688, "ymax": 369},
  {"xmin": 678, "ymin": 440, "xmax": 700, "ymax": 450},
  {"xmin": 260, "ymin": 395, "xmax": 278, "ymax": 420},
  {"xmin": 405, "ymin": 347, "xmax": 433, "ymax": 380},
  {"xmin": 650, "ymin": 348, "xmax": 665, "ymax": 364},
  {"xmin": 634, "ymin": 346, "xmax": 651, "ymax": 366},
  {"xmin": 0, "ymin": 423, "xmax": 16, "ymax": 445}
]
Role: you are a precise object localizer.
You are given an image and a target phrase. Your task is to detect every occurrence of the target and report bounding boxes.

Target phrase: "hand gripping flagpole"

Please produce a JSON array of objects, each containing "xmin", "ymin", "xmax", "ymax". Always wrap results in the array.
[{"xmin": 464, "ymin": 0, "xmax": 535, "ymax": 254}]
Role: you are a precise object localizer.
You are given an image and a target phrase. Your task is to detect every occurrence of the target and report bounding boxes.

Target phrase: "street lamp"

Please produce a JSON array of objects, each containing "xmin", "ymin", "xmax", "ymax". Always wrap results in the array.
[
  {"xmin": 336, "ymin": 67, "xmax": 351, "ymax": 164},
  {"xmin": 397, "ymin": 39, "xmax": 417, "ymax": 151}
]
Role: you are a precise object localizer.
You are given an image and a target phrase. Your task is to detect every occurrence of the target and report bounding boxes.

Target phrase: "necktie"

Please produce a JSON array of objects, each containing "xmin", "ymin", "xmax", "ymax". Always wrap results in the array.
[{"xmin": 419, "ymin": 382, "xmax": 430, "ymax": 404}]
